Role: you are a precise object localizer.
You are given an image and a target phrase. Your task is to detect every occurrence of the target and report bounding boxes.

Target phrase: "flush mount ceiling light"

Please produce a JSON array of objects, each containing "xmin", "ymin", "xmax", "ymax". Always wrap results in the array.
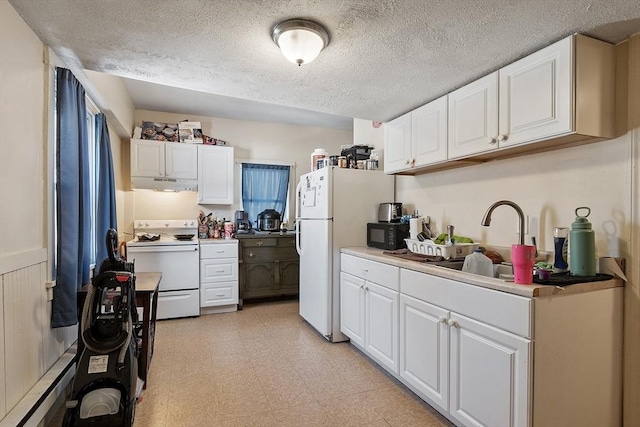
[{"xmin": 272, "ymin": 19, "xmax": 329, "ymax": 66}]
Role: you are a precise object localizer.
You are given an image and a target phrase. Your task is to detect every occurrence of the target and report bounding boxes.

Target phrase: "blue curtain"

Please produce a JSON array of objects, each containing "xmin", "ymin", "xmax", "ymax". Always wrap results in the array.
[
  {"xmin": 95, "ymin": 113, "xmax": 117, "ymax": 266},
  {"xmin": 242, "ymin": 163, "xmax": 290, "ymax": 226},
  {"xmin": 52, "ymin": 68, "xmax": 90, "ymax": 328}
]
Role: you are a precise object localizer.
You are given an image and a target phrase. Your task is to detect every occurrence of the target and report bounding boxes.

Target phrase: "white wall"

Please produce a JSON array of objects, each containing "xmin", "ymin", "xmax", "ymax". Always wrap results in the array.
[
  {"xmin": 0, "ymin": 0, "xmax": 77, "ymax": 419},
  {"xmin": 0, "ymin": 2, "xmax": 134, "ymax": 421},
  {"xmin": 396, "ymin": 136, "xmax": 632, "ymax": 254},
  {"xmin": 124, "ymin": 110, "xmax": 353, "ymax": 229}
]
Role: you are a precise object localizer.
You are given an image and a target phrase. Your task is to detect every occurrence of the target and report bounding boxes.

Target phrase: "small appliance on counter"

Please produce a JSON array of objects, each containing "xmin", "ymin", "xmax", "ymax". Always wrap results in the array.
[
  {"xmin": 378, "ymin": 202, "xmax": 403, "ymax": 223},
  {"xmin": 235, "ymin": 210, "xmax": 253, "ymax": 234},
  {"xmin": 257, "ymin": 209, "xmax": 282, "ymax": 231},
  {"xmin": 367, "ymin": 222, "xmax": 410, "ymax": 250}
]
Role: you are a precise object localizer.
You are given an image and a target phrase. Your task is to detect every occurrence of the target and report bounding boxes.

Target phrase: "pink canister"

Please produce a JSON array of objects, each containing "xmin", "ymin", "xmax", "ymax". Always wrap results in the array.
[{"xmin": 223, "ymin": 222, "xmax": 234, "ymax": 238}]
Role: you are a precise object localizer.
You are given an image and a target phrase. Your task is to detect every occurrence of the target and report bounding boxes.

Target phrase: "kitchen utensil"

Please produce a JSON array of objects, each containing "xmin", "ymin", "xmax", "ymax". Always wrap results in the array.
[
  {"xmin": 174, "ymin": 234, "xmax": 195, "ymax": 240},
  {"xmin": 416, "ymin": 232, "xmax": 426, "ymax": 242},
  {"xmin": 257, "ymin": 209, "xmax": 281, "ymax": 231},
  {"xmin": 378, "ymin": 202, "xmax": 403, "ymax": 223}
]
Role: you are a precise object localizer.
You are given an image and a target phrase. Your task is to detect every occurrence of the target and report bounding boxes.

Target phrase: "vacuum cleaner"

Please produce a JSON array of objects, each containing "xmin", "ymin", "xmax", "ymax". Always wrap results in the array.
[{"xmin": 63, "ymin": 229, "xmax": 140, "ymax": 426}]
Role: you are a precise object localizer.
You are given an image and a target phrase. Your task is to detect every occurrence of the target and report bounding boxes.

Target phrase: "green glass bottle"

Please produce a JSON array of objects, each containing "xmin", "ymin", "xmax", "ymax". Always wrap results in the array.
[{"xmin": 569, "ymin": 207, "xmax": 596, "ymax": 277}]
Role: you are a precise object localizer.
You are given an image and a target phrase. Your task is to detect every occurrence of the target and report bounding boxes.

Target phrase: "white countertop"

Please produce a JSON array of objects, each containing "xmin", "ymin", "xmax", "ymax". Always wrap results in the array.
[{"xmin": 341, "ymin": 247, "xmax": 623, "ymax": 298}]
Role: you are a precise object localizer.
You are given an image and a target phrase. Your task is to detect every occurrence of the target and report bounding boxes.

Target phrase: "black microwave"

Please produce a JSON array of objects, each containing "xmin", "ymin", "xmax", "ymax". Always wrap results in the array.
[{"xmin": 367, "ymin": 222, "xmax": 410, "ymax": 250}]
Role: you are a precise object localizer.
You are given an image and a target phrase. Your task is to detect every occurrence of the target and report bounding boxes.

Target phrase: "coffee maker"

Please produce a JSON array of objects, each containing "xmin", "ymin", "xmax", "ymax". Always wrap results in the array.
[{"xmin": 235, "ymin": 210, "xmax": 252, "ymax": 234}]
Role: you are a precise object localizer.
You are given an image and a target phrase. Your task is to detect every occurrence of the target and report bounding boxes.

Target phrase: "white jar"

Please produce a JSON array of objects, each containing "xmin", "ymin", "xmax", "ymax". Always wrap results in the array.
[{"xmin": 311, "ymin": 148, "xmax": 328, "ymax": 171}]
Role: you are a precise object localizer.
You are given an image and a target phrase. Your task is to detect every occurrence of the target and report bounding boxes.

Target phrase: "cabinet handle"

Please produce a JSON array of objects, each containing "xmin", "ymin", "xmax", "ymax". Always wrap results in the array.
[
  {"xmin": 257, "ymin": 240, "xmax": 264, "ymax": 246},
  {"xmin": 497, "ymin": 134, "xmax": 508, "ymax": 142},
  {"xmin": 360, "ymin": 284, "xmax": 365, "ymax": 289},
  {"xmin": 248, "ymin": 252, "xmax": 255, "ymax": 258},
  {"xmin": 364, "ymin": 286, "xmax": 369, "ymax": 291},
  {"xmin": 447, "ymin": 319, "xmax": 459, "ymax": 328},
  {"xmin": 405, "ymin": 159, "xmax": 411, "ymax": 165},
  {"xmin": 488, "ymin": 137, "xmax": 497, "ymax": 145},
  {"xmin": 439, "ymin": 316, "xmax": 447, "ymax": 324}
]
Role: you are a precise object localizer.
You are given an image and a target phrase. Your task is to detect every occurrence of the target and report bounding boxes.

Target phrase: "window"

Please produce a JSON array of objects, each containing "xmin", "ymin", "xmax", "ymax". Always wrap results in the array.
[
  {"xmin": 241, "ymin": 163, "xmax": 291, "ymax": 227},
  {"xmin": 85, "ymin": 99, "xmax": 99, "ymax": 267}
]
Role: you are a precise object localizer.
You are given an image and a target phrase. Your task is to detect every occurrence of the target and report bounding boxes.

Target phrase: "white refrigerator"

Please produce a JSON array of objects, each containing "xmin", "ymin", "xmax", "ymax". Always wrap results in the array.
[{"xmin": 295, "ymin": 166, "xmax": 394, "ymax": 342}]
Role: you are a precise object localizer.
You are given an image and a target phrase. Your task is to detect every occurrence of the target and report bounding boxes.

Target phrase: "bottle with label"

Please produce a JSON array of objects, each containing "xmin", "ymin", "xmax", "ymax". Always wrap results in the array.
[
  {"xmin": 569, "ymin": 207, "xmax": 596, "ymax": 276},
  {"xmin": 310, "ymin": 148, "xmax": 328, "ymax": 171},
  {"xmin": 462, "ymin": 249, "xmax": 494, "ymax": 277},
  {"xmin": 553, "ymin": 227, "xmax": 569, "ymax": 271}
]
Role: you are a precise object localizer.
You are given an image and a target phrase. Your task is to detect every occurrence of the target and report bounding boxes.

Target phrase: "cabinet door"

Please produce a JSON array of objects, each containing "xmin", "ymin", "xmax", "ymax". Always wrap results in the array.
[
  {"xmin": 365, "ymin": 281, "xmax": 399, "ymax": 374},
  {"xmin": 197, "ymin": 145, "xmax": 234, "ymax": 204},
  {"xmin": 131, "ymin": 139, "xmax": 165, "ymax": 177},
  {"xmin": 449, "ymin": 313, "xmax": 530, "ymax": 427},
  {"xmin": 448, "ymin": 72, "xmax": 499, "ymax": 159},
  {"xmin": 277, "ymin": 259, "xmax": 299, "ymax": 293},
  {"xmin": 165, "ymin": 142, "xmax": 197, "ymax": 179},
  {"xmin": 340, "ymin": 272, "xmax": 365, "ymax": 347},
  {"xmin": 399, "ymin": 295, "xmax": 449, "ymax": 412},
  {"xmin": 242, "ymin": 262, "xmax": 275, "ymax": 298},
  {"xmin": 499, "ymin": 36, "xmax": 573, "ymax": 148},
  {"xmin": 384, "ymin": 113, "xmax": 412, "ymax": 173},
  {"xmin": 413, "ymin": 95, "xmax": 448, "ymax": 166}
]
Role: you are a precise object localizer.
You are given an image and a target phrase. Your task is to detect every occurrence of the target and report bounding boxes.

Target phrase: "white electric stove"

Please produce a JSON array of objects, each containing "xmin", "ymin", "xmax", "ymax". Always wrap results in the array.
[{"xmin": 127, "ymin": 220, "xmax": 200, "ymax": 319}]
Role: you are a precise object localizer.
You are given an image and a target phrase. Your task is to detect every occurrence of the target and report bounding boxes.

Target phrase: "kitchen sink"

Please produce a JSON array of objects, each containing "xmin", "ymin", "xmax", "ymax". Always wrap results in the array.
[
  {"xmin": 427, "ymin": 259, "xmax": 514, "ymax": 279},
  {"xmin": 427, "ymin": 260, "xmax": 465, "ymax": 271}
]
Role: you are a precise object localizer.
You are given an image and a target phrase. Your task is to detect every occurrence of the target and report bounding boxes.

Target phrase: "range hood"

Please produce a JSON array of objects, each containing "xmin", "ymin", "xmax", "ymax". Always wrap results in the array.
[{"xmin": 131, "ymin": 176, "xmax": 197, "ymax": 192}]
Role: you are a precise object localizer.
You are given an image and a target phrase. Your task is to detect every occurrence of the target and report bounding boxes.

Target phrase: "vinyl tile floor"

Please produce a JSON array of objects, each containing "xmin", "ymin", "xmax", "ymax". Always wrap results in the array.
[{"xmin": 50, "ymin": 299, "xmax": 453, "ymax": 427}]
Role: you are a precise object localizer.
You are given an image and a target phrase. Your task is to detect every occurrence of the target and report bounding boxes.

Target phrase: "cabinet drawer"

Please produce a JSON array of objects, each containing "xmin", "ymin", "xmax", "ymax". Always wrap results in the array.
[
  {"xmin": 242, "ymin": 247, "xmax": 298, "ymax": 263},
  {"xmin": 341, "ymin": 254, "xmax": 399, "ymax": 291},
  {"xmin": 200, "ymin": 242, "xmax": 238, "ymax": 259},
  {"xmin": 241, "ymin": 238, "xmax": 277, "ymax": 248},
  {"xmin": 200, "ymin": 258, "xmax": 238, "ymax": 282},
  {"xmin": 401, "ymin": 269, "xmax": 532, "ymax": 338},
  {"xmin": 200, "ymin": 281, "xmax": 238, "ymax": 307},
  {"xmin": 277, "ymin": 236, "xmax": 296, "ymax": 247}
]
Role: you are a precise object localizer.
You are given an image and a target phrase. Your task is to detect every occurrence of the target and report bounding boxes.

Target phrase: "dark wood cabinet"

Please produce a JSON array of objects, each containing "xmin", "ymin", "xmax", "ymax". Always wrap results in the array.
[{"xmin": 237, "ymin": 233, "xmax": 299, "ymax": 307}]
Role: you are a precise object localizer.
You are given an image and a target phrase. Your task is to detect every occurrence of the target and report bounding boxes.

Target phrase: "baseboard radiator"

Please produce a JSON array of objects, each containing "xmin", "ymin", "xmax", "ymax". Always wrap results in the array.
[{"xmin": 0, "ymin": 345, "xmax": 76, "ymax": 427}]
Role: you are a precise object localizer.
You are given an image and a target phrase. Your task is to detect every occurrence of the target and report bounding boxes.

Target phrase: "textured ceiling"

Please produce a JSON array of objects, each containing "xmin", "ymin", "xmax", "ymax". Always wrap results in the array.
[{"xmin": 8, "ymin": 0, "xmax": 640, "ymax": 130}]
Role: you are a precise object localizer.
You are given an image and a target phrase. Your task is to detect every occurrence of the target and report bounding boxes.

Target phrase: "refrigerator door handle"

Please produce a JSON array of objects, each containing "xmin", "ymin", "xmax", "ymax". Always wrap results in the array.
[
  {"xmin": 295, "ymin": 180, "xmax": 303, "ymax": 220},
  {"xmin": 296, "ymin": 220, "xmax": 302, "ymax": 255}
]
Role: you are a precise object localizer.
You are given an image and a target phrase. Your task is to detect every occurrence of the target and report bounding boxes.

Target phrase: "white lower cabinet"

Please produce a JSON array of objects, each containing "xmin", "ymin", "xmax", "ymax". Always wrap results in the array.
[
  {"xmin": 449, "ymin": 313, "xmax": 530, "ymax": 427},
  {"xmin": 364, "ymin": 281, "xmax": 399, "ymax": 374},
  {"xmin": 342, "ymin": 252, "xmax": 623, "ymax": 427},
  {"xmin": 399, "ymin": 295, "xmax": 449, "ymax": 412},
  {"xmin": 340, "ymin": 254, "xmax": 400, "ymax": 375},
  {"xmin": 199, "ymin": 241, "xmax": 239, "ymax": 312}
]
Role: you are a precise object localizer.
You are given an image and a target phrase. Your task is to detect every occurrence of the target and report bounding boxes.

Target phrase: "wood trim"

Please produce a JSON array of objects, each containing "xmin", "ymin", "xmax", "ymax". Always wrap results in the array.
[
  {"xmin": 575, "ymin": 34, "xmax": 616, "ymax": 138},
  {"xmin": 624, "ymin": 31, "xmax": 640, "ymax": 427},
  {"xmin": 0, "ymin": 248, "xmax": 47, "ymax": 275}
]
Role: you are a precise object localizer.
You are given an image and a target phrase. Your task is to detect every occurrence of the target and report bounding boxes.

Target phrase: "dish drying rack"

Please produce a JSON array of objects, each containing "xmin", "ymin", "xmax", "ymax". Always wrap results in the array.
[{"xmin": 405, "ymin": 239, "xmax": 479, "ymax": 260}]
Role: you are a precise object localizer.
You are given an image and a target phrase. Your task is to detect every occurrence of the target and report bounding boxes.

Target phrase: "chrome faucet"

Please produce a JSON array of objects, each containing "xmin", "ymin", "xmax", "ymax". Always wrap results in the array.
[{"xmin": 481, "ymin": 200, "xmax": 525, "ymax": 245}]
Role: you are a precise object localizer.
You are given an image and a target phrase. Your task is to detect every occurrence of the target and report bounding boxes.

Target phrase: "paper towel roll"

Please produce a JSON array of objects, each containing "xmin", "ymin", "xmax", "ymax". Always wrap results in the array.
[{"xmin": 410, "ymin": 217, "xmax": 421, "ymax": 240}]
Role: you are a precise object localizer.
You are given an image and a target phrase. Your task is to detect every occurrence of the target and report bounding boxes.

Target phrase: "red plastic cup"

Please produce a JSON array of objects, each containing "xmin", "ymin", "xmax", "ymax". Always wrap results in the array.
[{"xmin": 511, "ymin": 244, "xmax": 536, "ymax": 285}]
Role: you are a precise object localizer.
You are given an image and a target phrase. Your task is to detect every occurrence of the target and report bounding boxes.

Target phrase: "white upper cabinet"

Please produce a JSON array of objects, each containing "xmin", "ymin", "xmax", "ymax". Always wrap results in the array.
[
  {"xmin": 197, "ymin": 145, "xmax": 234, "ymax": 205},
  {"xmin": 385, "ymin": 34, "xmax": 614, "ymax": 174},
  {"xmin": 131, "ymin": 139, "xmax": 166, "ymax": 177},
  {"xmin": 385, "ymin": 95, "xmax": 448, "ymax": 173},
  {"xmin": 131, "ymin": 139, "xmax": 197, "ymax": 179},
  {"xmin": 384, "ymin": 113, "xmax": 412, "ymax": 173},
  {"xmin": 165, "ymin": 142, "xmax": 198, "ymax": 179},
  {"xmin": 448, "ymin": 73, "xmax": 499, "ymax": 159},
  {"xmin": 412, "ymin": 95, "xmax": 448, "ymax": 166},
  {"xmin": 498, "ymin": 36, "xmax": 573, "ymax": 147}
]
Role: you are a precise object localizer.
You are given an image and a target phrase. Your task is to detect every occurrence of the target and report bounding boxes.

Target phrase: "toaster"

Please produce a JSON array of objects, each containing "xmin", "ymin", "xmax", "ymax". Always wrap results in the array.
[{"xmin": 378, "ymin": 202, "xmax": 403, "ymax": 223}]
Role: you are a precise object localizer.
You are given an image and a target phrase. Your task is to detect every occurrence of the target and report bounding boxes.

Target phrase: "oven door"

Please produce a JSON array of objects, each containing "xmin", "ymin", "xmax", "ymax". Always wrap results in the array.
[{"xmin": 127, "ymin": 245, "xmax": 199, "ymax": 292}]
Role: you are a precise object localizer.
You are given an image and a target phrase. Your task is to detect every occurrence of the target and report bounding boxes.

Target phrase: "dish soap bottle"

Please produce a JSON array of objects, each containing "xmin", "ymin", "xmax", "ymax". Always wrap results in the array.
[
  {"xmin": 569, "ymin": 207, "xmax": 596, "ymax": 276},
  {"xmin": 462, "ymin": 249, "xmax": 494, "ymax": 277}
]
